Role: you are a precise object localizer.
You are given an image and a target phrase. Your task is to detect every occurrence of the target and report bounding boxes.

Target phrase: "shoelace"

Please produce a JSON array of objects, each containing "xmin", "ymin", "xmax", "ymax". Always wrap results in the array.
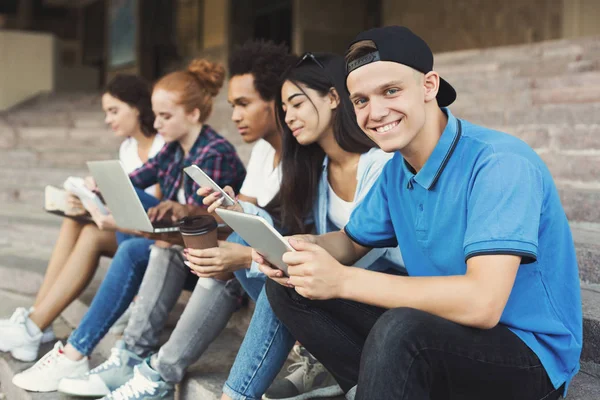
[
  {"xmin": 107, "ymin": 371, "xmax": 159, "ymax": 400},
  {"xmin": 89, "ymin": 348, "xmax": 122, "ymax": 374},
  {"xmin": 32, "ymin": 346, "xmax": 61, "ymax": 371},
  {"xmin": 287, "ymin": 352, "xmax": 316, "ymax": 375}
]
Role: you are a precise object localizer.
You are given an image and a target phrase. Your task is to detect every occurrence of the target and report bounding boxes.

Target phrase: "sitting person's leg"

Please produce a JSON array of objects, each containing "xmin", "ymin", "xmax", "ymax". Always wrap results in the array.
[
  {"xmin": 222, "ymin": 284, "xmax": 296, "ymax": 400},
  {"xmin": 225, "ymin": 234, "xmax": 341, "ymax": 400},
  {"xmin": 268, "ymin": 280, "xmax": 563, "ymax": 400},
  {"xmin": 57, "ymin": 245, "xmax": 189, "ymax": 397},
  {"xmin": 265, "ymin": 279, "xmax": 385, "ymax": 394},
  {"xmin": 0, "ymin": 221, "xmax": 116, "ymax": 363},
  {"xmin": 149, "ymin": 275, "xmax": 241, "ymax": 384},
  {"xmin": 90, "ymin": 271, "xmax": 242, "ymax": 400},
  {"xmin": 110, "ymin": 187, "xmax": 161, "ymax": 334},
  {"xmin": 11, "ymin": 237, "xmax": 153, "ymax": 392},
  {"xmin": 229, "ymin": 231, "xmax": 266, "ymax": 302},
  {"xmin": 34, "ymin": 218, "xmax": 88, "ymax": 305},
  {"xmin": 357, "ymin": 308, "xmax": 561, "ymax": 400},
  {"xmin": 30, "ymin": 224, "xmax": 117, "ymax": 330},
  {"xmin": 67, "ymin": 237, "xmax": 154, "ymax": 357},
  {"xmin": 60, "ymin": 245, "xmax": 243, "ymax": 399}
]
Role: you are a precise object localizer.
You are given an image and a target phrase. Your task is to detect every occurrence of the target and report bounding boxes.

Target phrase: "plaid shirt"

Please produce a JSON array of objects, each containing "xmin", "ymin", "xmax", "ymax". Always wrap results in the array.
[{"xmin": 129, "ymin": 125, "xmax": 246, "ymax": 206}]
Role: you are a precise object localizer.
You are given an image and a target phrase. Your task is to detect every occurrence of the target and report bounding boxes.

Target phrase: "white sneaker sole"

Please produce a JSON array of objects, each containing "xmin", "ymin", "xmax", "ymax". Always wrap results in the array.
[
  {"xmin": 263, "ymin": 385, "xmax": 344, "ymax": 400},
  {"xmin": 0, "ymin": 342, "xmax": 39, "ymax": 362},
  {"xmin": 58, "ymin": 374, "xmax": 111, "ymax": 397},
  {"xmin": 10, "ymin": 346, "xmax": 38, "ymax": 362},
  {"xmin": 12, "ymin": 374, "xmax": 59, "ymax": 392}
]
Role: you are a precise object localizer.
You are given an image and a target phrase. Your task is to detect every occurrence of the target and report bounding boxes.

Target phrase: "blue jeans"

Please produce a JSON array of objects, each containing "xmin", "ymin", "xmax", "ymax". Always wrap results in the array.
[
  {"xmin": 222, "ymin": 233, "xmax": 296, "ymax": 400},
  {"xmin": 68, "ymin": 236, "xmax": 154, "ymax": 355}
]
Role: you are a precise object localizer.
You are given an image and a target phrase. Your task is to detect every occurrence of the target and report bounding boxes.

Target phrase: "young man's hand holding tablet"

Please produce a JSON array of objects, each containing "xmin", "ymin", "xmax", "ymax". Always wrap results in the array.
[{"xmin": 215, "ymin": 208, "xmax": 294, "ymax": 276}]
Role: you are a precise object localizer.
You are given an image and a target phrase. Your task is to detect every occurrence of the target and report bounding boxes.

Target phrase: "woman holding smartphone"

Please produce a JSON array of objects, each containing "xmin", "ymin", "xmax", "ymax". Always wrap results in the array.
[{"xmin": 202, "ymin": 53, "xmax": 405, "ymax": 400}]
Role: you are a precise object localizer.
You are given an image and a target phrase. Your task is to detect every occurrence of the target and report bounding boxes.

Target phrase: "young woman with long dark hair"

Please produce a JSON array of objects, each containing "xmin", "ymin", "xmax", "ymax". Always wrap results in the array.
[{"xmin": 205, "ymin": 53, "xmax": 405, "ymax": 400}]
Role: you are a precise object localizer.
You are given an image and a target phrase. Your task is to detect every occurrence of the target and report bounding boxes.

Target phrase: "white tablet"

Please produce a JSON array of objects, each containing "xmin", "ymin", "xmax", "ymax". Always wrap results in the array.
[
  {"xmin": 184, "ymin": 165, "xmax": 236, "ymax": 207},
  {"xmin": 215, "ymin": 208, "xmax": 293, "ymax": 275}
]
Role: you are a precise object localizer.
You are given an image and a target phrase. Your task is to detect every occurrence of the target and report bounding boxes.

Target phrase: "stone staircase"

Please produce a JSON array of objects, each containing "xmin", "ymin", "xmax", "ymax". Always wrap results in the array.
[{"xmin": 1, "ymin": 35, "xmax": 600, "ymax": 399}]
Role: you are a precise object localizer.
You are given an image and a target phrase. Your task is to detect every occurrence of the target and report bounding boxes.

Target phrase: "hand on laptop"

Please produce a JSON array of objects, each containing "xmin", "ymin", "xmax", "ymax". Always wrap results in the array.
[
  {"xmin": 147, "ymin": 200, "xmax": 189, "ymax": 223},
  {"xmin": 198, "ymin": 186, "xmax": 243, "ymax": 214},
  {"xmin": 184, "ymin": 241, "xmax": 253, "ymax": 277}
]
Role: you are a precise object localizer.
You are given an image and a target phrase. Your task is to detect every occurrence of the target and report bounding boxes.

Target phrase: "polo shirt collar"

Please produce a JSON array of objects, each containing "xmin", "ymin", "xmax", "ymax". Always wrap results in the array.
[{"xmin": 406, "ymin": 108, "xmax": 462, "ymax": 190}]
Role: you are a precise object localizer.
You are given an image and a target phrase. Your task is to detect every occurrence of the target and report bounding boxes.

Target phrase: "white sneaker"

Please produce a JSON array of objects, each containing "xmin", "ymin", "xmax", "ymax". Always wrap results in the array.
[
  {"xmin": 12, "ymin": 342, "xmax": 90, "ymax": 392},
  {"xmin": 0, "ymin": 308, "xmax": 42, "ymax": 362},
  {"xmin": 109, "ymin": 302, "xmax": 134, "ymax": 335},
  {"xmin": 0, "ymin": 307, "xmax": 29, "ymax": 325},
  {"xmin": 1, "ymin": 307, "xmax": 55, "ymax": 343}
]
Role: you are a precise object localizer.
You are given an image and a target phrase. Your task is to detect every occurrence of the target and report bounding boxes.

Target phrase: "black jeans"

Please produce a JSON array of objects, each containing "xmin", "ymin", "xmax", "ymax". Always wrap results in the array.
[{"xmin": 266, "ymin": 280, "xmax": 563, "ymax": 400}]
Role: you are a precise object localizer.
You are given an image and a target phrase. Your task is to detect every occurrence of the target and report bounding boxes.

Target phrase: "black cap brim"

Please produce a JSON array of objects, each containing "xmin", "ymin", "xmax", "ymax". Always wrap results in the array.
[{"xmin": 437, "ymin": 77, "xmax": 456, "ymax": 107}]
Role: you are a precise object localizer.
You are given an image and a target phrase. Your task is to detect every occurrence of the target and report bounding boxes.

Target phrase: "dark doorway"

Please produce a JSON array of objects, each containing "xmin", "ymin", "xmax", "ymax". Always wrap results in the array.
[
  {"xmin": 253, "ymin": 1, "xmax": 292, "ymax": 48},
  {"xmin": 231, "ymin": 0, "xmax": 292, "ymax": 49}
]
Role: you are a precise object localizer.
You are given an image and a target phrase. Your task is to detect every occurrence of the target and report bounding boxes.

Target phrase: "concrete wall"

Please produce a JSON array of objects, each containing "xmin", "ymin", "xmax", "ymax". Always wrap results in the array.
[
  {"xmin": 382, "ymin": 0, "xmax": 563, "ymax": 53},
  {"xmin": 0, "ymin": 31, "xmax": 56, "ymax": 111},
  {"xmin": 292, "ymin": 0, "xmax": 370, "ymax": 55},
  {"xmin": 563, "ymin": 0, "xmax": 600, "ymax": 39},
  {"xmin": 175, "ymin": 0, "xmax": 252, "ymax": 163},
  {"xmin": 176, "ymin": 0, "xmax": 230, "ymax": 63},
  {"xmin": 55, "ymin": 65, "xmax": 101, "ymax": 92}
]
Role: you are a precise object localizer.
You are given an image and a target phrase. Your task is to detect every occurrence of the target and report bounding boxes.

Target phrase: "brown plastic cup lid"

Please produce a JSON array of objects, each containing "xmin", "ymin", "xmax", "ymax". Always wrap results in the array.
[{"xmin": 178, "ymin": 215, "xmax": 218, "ymax": 235}]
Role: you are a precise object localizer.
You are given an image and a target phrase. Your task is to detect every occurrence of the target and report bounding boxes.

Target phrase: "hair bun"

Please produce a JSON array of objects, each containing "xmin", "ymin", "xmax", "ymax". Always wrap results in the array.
[{"xmin": 187, "ymin": 59, "xmax": 225, "ymax": 97}]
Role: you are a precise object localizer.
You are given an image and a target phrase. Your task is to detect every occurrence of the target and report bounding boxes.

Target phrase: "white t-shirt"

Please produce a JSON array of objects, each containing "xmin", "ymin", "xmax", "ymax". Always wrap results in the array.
[
  {"xmin": 327, "ymin": 183, "xmax": 356, "ymax": 229},
  {"xmin": 239, "ymin": 139, "xmax": 281, "ymax": 207},
  {"xmin": 119, "ymin": 134, "xmax": 165, "ymax": 197},
  {"xmin": 176, "ymin": 188, "xmax": 187, "ymax": 205}
]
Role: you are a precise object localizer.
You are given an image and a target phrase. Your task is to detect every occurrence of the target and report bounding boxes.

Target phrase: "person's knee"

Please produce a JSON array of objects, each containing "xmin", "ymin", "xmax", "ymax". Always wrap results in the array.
[
  {"xmin": 265, "ymin": 279, "xmax": 293, "ymax": 315},
  {"xmin": 79, "ymin": 224, "xmax": 103, "ymax": 247},
  {"xmin": 113, "ymin": 238, "xmax": 152, "ymax": 273},
  {"xmin": 366, "ymin": 308, "xmax": 434, "ymax": 355},
  {"xmin": 148, "ymin": 245, "xmax": 184, "ymax": 271}
]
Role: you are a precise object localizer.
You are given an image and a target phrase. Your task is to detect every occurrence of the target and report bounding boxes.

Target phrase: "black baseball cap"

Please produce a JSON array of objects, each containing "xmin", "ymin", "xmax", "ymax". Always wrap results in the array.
[{"xmin": 345, "ymin": 26, "xmax": 456, "ymax": 107}]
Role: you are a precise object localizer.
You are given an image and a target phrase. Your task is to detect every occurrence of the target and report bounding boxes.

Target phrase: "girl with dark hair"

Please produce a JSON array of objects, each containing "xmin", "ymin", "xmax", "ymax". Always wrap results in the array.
[
  {"xmin": 196, "ymin": 53, "xmax": 404, "ymax": 400},
  {"xmin": 0, "ymin": 74, "xmax": 164, "ymax": 362}
]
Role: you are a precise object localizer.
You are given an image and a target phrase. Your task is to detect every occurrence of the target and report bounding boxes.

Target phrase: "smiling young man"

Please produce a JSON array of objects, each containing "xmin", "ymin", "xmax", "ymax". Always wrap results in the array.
[{"xmin": 261, "ymin": 26, "xmax": 582, "ymax": 400}]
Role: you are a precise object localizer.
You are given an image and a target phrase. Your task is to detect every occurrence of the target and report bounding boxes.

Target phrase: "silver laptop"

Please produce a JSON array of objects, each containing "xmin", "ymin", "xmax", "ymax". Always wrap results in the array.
[{"xmin": 87, "ymin": 160, "xmax": 179, "ymax": 233}]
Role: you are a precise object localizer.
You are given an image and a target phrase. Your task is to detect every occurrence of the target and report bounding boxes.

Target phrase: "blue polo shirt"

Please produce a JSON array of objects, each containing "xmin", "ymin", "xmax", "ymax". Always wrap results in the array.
[{"xmin": 344, "ymin": 108, "xmax": 582, "ymax": 392}]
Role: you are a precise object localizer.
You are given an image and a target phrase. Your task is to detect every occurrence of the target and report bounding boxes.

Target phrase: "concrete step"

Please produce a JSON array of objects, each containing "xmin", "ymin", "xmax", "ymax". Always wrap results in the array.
[
  {"xmin": 454, "ymin": 102, "xmax": 600, "ymax": 131},
  {"xmin": 8, "ymin": 92, "xmax": 103, "ymax": 113},
  {"xmin": 0, "ymin": 149, "xmax": 118, "ymax": 170},
  {"xmin": 450, "ymin": 81, "xmax": 600, "ymax": 112},
  {"xmin": 435, "ymin": 35, "xmax": 600, "ymax": 68},
  {"xmin": 0, "ymin": 167, "xmax": 88, "ymax": 186},
  {"xmin": 4, "ymin": 110, "xmax": 106, "ymax": 130},
  {"xmin": 572, "ymin": 223, "xmax": 600, "ymax": 286},
  {"xmin": 444, "ymin": 68, "xmax": 600, "ymax": 97},
  {"xmin": 13, "ymin": 126, "xmax": 120, "ymax": 151},
  {"xmin": 0, "ymin": 282, "xmax": 598, "ymax": 399}
]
